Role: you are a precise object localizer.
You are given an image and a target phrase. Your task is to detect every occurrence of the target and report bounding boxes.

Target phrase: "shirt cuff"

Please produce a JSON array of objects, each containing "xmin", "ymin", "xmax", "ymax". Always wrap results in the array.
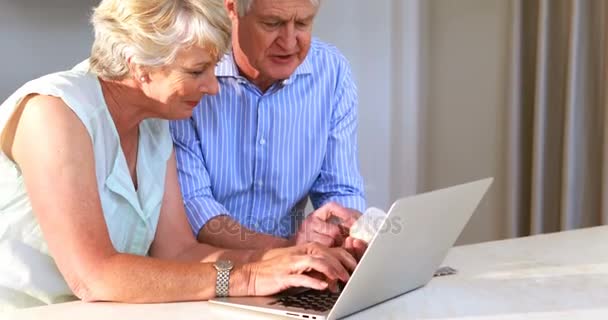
[{"xmin": 184, "ymin": 197, "xmax": 229, "ymax": 237}]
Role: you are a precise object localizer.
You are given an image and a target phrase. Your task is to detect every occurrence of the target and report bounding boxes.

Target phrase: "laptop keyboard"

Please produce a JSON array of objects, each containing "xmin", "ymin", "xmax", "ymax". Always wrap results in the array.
[{"xmin": 270, "ymin": 290, "xmax": 340, "ymax": 312}]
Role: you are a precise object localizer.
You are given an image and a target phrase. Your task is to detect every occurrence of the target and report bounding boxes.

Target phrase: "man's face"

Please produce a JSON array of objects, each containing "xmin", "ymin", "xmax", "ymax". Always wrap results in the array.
[{"xmin": 229, "ymin": 0, "xmax": 318, "ymax": 89}]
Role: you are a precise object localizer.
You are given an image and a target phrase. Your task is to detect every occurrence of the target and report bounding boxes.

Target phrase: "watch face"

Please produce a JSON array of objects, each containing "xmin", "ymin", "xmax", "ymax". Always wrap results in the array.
[{"xmin": 215, "ymin": 260, "xmax": 234, "ymax": 271}]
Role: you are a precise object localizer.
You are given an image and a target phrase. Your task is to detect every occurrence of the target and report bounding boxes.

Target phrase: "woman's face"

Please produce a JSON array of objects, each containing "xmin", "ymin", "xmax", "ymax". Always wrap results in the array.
[{"xmin": 146, "ymin": 45, "xmax": 219, "ymax": 119}]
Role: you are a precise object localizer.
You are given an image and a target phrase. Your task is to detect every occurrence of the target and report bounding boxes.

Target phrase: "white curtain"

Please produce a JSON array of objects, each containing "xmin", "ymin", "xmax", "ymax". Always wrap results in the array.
[{"xmin": 506, "ymin": 0, "xmax": 608, "ymax": 237}]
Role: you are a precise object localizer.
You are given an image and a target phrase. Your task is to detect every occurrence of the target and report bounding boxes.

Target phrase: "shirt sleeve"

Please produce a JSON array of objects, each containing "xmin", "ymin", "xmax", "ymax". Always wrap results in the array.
[
  {"xmin": 169, "ymin": 117, "xmax": 229, "ymax": 236},
  {"xmin": 309, "ymin": 58, "xmax": 367, "ymax": 213}
]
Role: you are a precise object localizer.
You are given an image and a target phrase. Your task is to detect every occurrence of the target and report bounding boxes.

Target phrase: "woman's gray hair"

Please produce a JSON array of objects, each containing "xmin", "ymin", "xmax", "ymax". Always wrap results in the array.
[
  {"xmin": 236, "ymin": 0, "xmax": 321, "ymax": 16},
  {"xmin": 90, "ymin": 0, "xmax": 231, "ymax": 80}
]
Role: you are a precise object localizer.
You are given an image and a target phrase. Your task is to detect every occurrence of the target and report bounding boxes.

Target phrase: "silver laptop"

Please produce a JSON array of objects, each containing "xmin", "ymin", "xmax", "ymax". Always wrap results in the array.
[{"xmin": 210, "ymin": 178, "xmax": 493, "ymax": 320}]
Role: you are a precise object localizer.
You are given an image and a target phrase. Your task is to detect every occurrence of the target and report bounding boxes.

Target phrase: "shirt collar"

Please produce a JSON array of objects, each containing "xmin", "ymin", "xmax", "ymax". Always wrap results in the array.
[
  {"xmin": 215, "ymin": 52, "xmax": 240, "ymax": 78},
  {"xmin": 293, "ymin": 53, "xmax": 313, "ymax": 76},
  {"xmin": 215, "ymin": 50, "xmax": 314, "ymax": 80}
]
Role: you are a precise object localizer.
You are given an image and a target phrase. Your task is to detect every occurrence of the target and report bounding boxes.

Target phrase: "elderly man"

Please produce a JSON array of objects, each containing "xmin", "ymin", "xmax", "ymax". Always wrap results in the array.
[{"xmin": 170, "ymin": 0, "xmax": 367, "ymax": 253}]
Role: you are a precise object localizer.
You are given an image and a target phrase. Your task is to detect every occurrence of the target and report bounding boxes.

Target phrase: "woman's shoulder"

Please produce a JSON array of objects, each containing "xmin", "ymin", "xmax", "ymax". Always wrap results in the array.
[
  {"xmin": 27, "ymin": 60, "xmax": 102, "ymax": 107},
  {"xmin": 3, "ymin": 60, "xmax": 108, "ymax": 132}
]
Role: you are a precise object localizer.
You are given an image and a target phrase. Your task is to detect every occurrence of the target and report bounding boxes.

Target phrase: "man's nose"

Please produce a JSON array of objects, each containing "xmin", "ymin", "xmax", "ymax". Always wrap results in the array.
[{"xmin": 277, "ymin": 23, "xmax": 297, "ymax": 50}]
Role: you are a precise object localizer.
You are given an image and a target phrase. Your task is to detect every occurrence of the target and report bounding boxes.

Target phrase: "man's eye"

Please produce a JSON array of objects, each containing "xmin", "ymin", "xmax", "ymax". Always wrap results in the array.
[
  {"xmin": 296, "ymin": 22, "xmax": 310, "ymax": 28},
  {"xmin": 264, "ymin": 21, "xmax": 281, "ymax": 28}
]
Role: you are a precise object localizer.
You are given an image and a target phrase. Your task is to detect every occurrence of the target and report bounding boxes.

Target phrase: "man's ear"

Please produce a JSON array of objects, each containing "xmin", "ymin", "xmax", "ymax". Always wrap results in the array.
[{"xmin": 224, "ymin": 0, "xmax": 239, "ymax": 20}]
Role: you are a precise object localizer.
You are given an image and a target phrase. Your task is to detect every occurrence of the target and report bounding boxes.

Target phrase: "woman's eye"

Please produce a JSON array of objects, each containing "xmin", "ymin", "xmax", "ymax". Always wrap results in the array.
[{"xmin": 186, "ymin": 67, "xmax": 207, "ymax": 77}]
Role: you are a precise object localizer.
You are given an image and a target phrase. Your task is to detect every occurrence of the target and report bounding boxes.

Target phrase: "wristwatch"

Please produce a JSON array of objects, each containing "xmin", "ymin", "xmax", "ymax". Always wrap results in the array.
[{"xmin": 214, "ymin": 260, "xmax": 234, "ymax": 297}]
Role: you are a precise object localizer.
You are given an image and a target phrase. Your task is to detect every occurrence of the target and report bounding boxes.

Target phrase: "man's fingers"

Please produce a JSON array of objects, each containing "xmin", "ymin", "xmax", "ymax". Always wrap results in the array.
[
  {"xmin": 298, "ymin": 217, "xmax": 343, "ymax": 246},
  {"xmin": 313, "ymin": 202, "xmax": 361, "ymax": 228},
  {"xmin": 310, "ymin": 231, "xmax": 335, "ymax": 247},
  {"xmin": 311, "ymin": 217, "xmax": 342, "ymax": 239},
  {"xmin": 343, "ymin": 237, "xmax": 355, "ymax": 256},
  {"xmin": 353, "ymin": 238, "xmax": 368, "ymax": 260},
  {"xmin": 297, "ymin": 221, "xmax": 336, "ymax": 246},
  {"xmin": 353, "ymin": 239, "xmax": 367, "ymax": 249},
  {"xmin": 342, "ymin": 237, "xmax": 367, "ymax": 261}
]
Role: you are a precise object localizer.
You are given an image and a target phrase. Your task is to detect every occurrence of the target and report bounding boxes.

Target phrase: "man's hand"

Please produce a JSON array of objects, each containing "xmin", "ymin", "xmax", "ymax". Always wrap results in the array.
[
  {"xmin": 291, "ymin": 202, "xmax": 361, "ymax": 247},
  {"xmin": 343, "ymin": 236, "xmax": 367, "ymax": 261}
]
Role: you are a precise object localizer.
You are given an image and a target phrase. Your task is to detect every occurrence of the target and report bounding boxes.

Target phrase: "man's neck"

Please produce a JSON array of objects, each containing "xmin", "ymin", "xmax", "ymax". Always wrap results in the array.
[{"xmin": 232, "ymin": 50, "xmax": 275, "ymax": 93}]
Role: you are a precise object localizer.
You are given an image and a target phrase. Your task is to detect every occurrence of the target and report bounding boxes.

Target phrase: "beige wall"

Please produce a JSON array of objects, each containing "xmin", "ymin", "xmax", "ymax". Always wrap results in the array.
[
  {"xmin": 423, "ymin": 0, "xmax": 511, "ymax": 244},
  {"xmin": 314, "ymin": 0, "xmax": 395, "ymax": 211},
  {"xmin": 316, "ymin": 0, "xmax": 514, "ymax": 244}
]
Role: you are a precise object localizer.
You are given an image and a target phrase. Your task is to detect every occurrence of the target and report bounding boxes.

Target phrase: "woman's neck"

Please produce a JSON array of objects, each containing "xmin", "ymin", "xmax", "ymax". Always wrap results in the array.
[{"xmin": 99, "ymin": 78, "xmax": 151, "ymax": 139}]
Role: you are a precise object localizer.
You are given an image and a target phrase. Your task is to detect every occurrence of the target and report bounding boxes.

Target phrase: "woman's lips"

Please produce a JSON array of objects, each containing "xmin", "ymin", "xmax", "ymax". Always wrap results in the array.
[{"xmin": 186, "ymin": 101, "xmax": 200, "ymax": 108}]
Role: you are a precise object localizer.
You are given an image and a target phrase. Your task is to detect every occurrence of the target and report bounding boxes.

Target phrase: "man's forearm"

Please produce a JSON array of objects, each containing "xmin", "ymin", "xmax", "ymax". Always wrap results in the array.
[{"xmin": 197, "ymin": 215, "xmax": 293, "ymax": 250}]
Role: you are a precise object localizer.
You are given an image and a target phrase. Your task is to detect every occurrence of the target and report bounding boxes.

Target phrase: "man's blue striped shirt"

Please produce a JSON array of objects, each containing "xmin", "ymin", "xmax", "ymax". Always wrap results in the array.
[{"xmin": 170, "ymin": 39, "xmax": 366, "ymax": 238}]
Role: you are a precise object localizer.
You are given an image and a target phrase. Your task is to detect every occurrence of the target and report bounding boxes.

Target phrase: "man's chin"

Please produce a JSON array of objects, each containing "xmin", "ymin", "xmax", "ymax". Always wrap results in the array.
[
  {"xmin": 262, "ymin": 62, "xmax": 300, "ymax": 78},
  {"xmin": 266, "ymin": 69, "xmax": 298, "ymax": 82}
]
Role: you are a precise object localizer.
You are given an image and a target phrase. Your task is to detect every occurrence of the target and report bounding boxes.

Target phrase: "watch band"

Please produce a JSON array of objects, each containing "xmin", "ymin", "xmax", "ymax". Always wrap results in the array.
[
  {"xmin": 214, "ymin": 260, "xmax": 233, "ymax": 298},
  {"xmin": 215, "ymin": 268, "xmax": 230, "ymax": 297}
]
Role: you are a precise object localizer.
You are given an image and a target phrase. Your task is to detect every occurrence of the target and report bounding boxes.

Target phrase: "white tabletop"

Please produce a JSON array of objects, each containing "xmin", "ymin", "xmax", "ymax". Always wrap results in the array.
[{"xmin": 4, "ymin": 226, "xmax": 608, "ymax": 319}]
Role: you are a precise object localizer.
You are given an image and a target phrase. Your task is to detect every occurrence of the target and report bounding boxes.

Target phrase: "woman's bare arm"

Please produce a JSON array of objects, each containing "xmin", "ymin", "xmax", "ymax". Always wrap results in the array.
[
  {"xmin": 11, "ymin": 95, "xmax": 249, "ymax": 302},
  {"xmin": 10, "ymin": 95, "xmax": 352, "ymax": 303}
]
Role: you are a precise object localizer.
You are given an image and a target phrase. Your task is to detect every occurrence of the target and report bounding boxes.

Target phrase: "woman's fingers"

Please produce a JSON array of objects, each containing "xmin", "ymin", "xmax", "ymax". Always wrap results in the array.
[
  {"xmin": 251, "ymin": 243, "xmax": 361, "ymax": 296},
  {"xmin": 330, "ymin": 247, "xmax": 358, "ymax": 272},
  {"xmin": 292, "ymin": 255, "xmax": 350, "ymax": 283},
  {"xmin": 306, "ymin": 243, "xmax": 357, "ymax": 273},
  {"xmin": 285, "ymin": 274, "xmax": 329, "ymax": 291},
  {"xmin": 327, "ymin": 279, "xmax": 340, "ymax": 293}
]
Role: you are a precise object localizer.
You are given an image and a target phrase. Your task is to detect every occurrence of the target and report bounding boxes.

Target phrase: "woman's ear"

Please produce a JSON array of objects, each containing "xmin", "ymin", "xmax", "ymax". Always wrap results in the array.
[{"xmin": 127, "ymin": 58, "xmax": 149, "ymax": 84}]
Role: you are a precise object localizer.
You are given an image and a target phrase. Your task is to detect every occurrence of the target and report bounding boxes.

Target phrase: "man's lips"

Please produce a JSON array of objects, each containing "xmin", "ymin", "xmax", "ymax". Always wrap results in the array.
[{"xmin": 270, "ymin": 54, "xmax": 297, "ymax": 63}]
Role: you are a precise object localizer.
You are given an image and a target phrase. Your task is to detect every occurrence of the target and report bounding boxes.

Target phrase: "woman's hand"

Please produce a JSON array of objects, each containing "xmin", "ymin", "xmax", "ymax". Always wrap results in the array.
[
  {"xmin": 261, "ymin": 241, "xmax": 351, "ymax": 261},
  {"xmin": 239, "ymin": 243, "xmax": 357, "ymax": 297}
]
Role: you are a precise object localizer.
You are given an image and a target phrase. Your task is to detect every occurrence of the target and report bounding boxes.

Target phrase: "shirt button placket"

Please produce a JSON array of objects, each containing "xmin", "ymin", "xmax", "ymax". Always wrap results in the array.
[{"xmin": 254, "ymin": 97, "xmax": 267, "ymax": 191}]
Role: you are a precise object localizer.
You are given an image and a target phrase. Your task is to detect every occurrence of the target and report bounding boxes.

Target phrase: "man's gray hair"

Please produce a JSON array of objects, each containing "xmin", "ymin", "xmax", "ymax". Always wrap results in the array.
[{"xmin": 236, "ymin": 0, "xmax": 321, "ymax": 16}]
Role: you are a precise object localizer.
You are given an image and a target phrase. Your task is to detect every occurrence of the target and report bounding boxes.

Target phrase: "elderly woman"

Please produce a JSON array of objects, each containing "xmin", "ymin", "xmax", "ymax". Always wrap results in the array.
[{"xmin": 0, "ymin": 0, "xmax": 356, "ymax": 310}]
